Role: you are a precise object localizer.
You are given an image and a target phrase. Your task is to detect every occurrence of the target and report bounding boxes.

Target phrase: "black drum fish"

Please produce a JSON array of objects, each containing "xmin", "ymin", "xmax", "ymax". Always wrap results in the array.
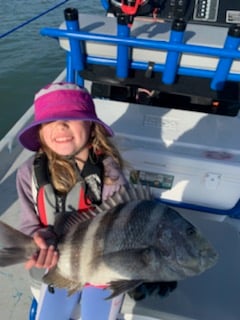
[{"xmin": 0, "ymin": 185, "xmax": 218, "ymax": 298}]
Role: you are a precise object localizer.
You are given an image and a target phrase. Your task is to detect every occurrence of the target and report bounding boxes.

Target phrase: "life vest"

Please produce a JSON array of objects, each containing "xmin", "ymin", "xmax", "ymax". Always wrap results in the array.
[{"xmin": 32, "ymin": 151, "xmax": 104, "ymax": 226}]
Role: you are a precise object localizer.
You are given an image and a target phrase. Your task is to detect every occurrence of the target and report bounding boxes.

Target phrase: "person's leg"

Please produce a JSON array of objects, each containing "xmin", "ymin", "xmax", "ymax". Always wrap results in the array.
[
  {"xmin": 35, "ymin": 284, "xmax": 81, "ymax": 320},
  {"xmin": 81, "ymin": 286, "xmax": 124, "ymax": 320}
]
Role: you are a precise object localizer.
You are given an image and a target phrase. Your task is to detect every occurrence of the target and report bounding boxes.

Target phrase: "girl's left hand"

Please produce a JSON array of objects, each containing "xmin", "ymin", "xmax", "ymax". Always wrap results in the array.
[{"xmin": 25, "ymin": 231, "xmax": 59, "ymax": 270}]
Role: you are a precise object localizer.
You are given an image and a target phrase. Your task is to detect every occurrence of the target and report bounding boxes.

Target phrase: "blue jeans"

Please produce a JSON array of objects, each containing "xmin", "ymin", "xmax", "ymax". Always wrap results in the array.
[
  {"xmin": 81, "ymin": 286, "xmax": 123, "ymax": 320},
  {"xmin": 36, "ymin": 285, "xmax": 123, "ymax": 320}
]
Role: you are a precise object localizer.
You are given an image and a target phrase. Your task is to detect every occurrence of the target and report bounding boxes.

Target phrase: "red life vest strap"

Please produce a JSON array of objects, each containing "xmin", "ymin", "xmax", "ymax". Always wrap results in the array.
[{"xmin": 37, "ymin": 186, "xmax": 48, "ymax": 226}]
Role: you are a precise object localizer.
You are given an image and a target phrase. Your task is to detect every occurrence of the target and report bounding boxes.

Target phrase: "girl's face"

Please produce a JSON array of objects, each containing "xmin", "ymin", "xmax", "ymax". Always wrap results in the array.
[{"xmin": 39, "ymin": 120, "xmax": 92, "ymax": 158}]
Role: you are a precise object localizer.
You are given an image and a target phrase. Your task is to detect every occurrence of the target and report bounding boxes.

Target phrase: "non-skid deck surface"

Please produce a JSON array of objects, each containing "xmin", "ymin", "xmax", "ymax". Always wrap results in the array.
[{"xmin": 0, "ymin": 146, "xmax": 33, "ymax": 319}]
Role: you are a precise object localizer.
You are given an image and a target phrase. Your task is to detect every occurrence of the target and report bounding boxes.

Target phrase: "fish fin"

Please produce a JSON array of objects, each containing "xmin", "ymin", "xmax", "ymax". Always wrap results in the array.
[
  {"xmin": 128, "ymin": 281, "xmax": 178, "ymax": 300},
  {"xmin": 53, "ymin": 211, "xmax": 94, "ymax": 236},
  {"xmin": 43, "ymin": 267, "xmax": 83, "ymax": 296},
  {"xmin": 53, "ymin": 184, "xmax": 151, "ymax": 236},
  {"xmin": 94, "ymin": 184, "xmax": 152, "ymax": 214},
  {"xmin": 106, "ymin": 279, "xmax": 143, "ymax": 299},
  {"xmin": 0, "ymin": 221, "xmax": 36, "ymax": 266}
]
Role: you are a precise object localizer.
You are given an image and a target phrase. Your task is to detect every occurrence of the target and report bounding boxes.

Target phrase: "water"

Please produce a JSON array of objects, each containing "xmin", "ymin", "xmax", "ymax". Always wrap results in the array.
[{"xmin": 0, "ymin": 0, "xmax": 105, "ymax": 139}]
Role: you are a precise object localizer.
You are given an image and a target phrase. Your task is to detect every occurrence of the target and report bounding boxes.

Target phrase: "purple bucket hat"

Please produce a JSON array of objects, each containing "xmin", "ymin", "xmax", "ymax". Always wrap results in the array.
[{"xmin": 18, "ymin": 82, "xmax": 113, "ymax": 151}]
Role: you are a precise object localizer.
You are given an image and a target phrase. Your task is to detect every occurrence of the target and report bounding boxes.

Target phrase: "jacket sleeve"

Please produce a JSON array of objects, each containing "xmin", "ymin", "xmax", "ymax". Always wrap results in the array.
[
  {"xmin": 102, "ymin": 156, "xmax": 128, "ymax": 201},
  {"xmin": 16, "ymin": 156, "xmax": 44, "ymax": 236}
]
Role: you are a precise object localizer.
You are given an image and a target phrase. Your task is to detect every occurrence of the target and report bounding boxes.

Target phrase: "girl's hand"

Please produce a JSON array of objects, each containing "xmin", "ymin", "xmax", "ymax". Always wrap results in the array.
[{"xmin": 25, "ymin": 231, "xmax": 59, "ymax": 270}]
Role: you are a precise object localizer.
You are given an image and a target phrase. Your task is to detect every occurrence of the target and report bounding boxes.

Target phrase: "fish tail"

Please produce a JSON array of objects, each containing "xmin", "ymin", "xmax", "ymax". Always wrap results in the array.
[{"xmin": 0, "ymin": 221, "xmax": 36, "ymax": 267}]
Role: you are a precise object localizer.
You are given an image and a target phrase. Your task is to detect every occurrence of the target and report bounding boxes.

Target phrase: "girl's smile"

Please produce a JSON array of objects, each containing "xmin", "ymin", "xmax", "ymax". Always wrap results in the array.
[{"xmin": 40, "ymin": 120, "xmax": 92, "ymax": 159}]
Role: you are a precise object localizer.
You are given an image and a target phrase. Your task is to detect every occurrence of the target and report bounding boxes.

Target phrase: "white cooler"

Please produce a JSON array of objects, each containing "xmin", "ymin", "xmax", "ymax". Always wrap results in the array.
[{"xmin": 95, "ymin": 98, "xmax": 240, "ymax": 212}]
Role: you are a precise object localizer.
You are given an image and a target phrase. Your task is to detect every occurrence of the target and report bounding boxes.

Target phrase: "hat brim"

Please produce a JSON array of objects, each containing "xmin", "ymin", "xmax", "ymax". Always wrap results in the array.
[{"xmin": 18, "ymin": 116, "xmax": 114, "ymax": 152}]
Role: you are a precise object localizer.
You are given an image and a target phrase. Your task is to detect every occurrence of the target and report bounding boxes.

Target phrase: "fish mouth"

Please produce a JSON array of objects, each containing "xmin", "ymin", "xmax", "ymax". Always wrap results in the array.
[
  {"xmin": 200, "ymin": 250, "xmax": 218, "ymax": 269},
  {"xmin": 173, "ymin": 246, "xmax": 218, "ymax": 278},
  {"xmin": 177, "ymin": 250, "xmax": 218, "ymax": 277}
]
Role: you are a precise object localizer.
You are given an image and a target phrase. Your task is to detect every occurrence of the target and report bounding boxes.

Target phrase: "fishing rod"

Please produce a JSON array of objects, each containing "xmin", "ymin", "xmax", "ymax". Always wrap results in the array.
[{"xmin": 0, "ymin": 0, "xmax": 70, "ymax": 40}]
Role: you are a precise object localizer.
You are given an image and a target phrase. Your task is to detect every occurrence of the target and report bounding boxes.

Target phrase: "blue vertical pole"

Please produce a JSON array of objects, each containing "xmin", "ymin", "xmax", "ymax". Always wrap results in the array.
[
  {"xmin": 64, "ymin": 8, "xmax": 84, "ymax": 86},
  {"xmin": 116, "ymin": 16, "xmax": 130, "ymax": 79},
  {"xmin": 100, "ymin": 0, "xmax": 109, "ymax": 11},
  {"xmin": 211, "ymin": 24, "xmax": 240, "ymax": 91},
  {"xmin": 162, "ymin": 19, "xmax": 186, "ymax": 85},
  {"xmin": 29, "ymin": 298, "xmax": 37, "ymax": 320}
]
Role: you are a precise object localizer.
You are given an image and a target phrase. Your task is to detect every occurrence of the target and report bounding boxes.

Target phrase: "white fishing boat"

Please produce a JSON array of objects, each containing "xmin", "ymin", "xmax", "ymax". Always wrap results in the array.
[{"xmin": 1, "ymin": 0, "xmax": 240, "ymax": 319}]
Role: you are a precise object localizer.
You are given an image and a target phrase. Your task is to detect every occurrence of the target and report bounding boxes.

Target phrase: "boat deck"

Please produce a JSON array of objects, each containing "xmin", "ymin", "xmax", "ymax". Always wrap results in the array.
[{"xmin": 0, "ymin": 146, "xmax": 33, "ymax": 319}]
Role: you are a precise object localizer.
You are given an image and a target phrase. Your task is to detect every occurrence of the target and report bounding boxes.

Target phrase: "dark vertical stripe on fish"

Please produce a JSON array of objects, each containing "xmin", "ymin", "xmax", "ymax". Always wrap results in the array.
[
  {"xmin": 91, "ymin": 200, "xmax": 160, "ymax": 271},
  {"xmin": 117, "ymin": 200, "xmax": 158, "ymax": 249},
  {"xmin": 90, "ymin": 204, "xmax": 126, "ymax": 272},
  {"xmin": 68, "ymin": 220, "xmax": 91, "ymax": 283}
]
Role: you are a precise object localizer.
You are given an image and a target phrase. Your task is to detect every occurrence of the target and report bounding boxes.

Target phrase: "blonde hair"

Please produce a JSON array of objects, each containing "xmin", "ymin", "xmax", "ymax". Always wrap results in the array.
[{"xmin": 38, "ymin": 122, "xmax": 124, "ymax": 193}]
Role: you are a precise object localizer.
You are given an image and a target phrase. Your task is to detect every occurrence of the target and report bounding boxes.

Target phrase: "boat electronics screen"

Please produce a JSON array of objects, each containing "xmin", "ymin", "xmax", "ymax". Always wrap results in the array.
[
  {"xmin": 156, "ymin": 0, "xmax": 240, "ymax": 26},
  {"xmin": 109, "ymin": 0, "xmax": 240, "ymax": 26}
]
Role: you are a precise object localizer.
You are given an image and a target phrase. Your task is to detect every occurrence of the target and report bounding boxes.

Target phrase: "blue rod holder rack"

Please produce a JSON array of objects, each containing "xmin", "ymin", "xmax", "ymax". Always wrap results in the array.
[
  {"xmin": 211, "ymin": 24, "xmax": 240, "ymax": 91},
  {"xmin": 64, "ymin": 8, "xmax": 84, "ymax": 86},
  {"xmin": 162, "ymin": 19, "xmax": 186, "ymax": 85},
  {"xmin": 41, "ymin": 8, "xmax": 240, "ymax": 90}
]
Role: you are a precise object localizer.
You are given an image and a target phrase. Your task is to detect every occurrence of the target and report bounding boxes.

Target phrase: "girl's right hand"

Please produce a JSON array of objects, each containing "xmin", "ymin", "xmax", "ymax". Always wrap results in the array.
[{"xmin": 25, "ymin": 231, "xmax": 59, "ymax": 270}]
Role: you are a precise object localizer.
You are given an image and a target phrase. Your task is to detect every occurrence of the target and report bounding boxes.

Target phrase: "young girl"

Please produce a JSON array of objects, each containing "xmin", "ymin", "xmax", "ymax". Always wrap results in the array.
[{"xmin": 17, "ymin": 82, "xmax": 127, "ymax": 320}]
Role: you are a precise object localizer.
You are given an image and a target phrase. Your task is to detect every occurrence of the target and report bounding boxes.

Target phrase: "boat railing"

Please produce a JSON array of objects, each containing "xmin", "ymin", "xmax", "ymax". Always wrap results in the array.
[
  {"xmin": 0, "ymin": 107, "xmax": 34, "ymax": 154},
  {"xmin": 40, "ymin": 7, "xmax": 240, "ymax": 93}
]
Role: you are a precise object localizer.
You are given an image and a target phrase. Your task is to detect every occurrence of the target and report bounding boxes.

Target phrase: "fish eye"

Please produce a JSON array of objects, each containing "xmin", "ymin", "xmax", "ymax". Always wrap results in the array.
[{"xmin": 186, "ymin": 226, "xmax": 196, "ymax": 236}]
